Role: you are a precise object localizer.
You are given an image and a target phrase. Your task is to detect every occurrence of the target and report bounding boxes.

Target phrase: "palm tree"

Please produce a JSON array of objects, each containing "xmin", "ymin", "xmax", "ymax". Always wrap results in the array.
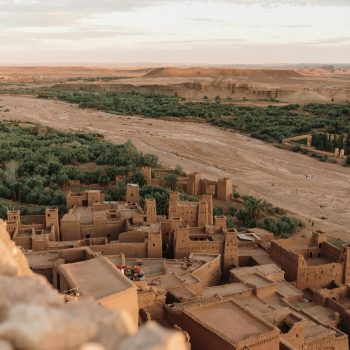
[
  {"xmin": 243, "ymin": 196, "xmax": 265, "ymax": 222},
  {"xmin": 164, "ymin": 172, "xmax": 179, "ymax": 191}
]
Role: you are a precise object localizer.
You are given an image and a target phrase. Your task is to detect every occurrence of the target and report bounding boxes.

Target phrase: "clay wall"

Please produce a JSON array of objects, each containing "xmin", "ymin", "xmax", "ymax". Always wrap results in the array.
[
  {"xmin": 223, "ymin": 232, "xmax": 239, "ymax": 270},
  {"xmin": 279, "ymin": 319, "xmax": 305, "ymax": 349},
  {"xmin": 141, "ymin": 167, "xmax": 152, "ymax": 185},
  {"xmin": 217, "ymin": 178, "xmax": 233, "ymax": 201},
  {"xmin": 254, "ymin": 283, "xmax": 277, "ymax": 298},
  {"xmin": 334, "ymin": 336, "xmax": 349, "ymax": 350},
  {"xmin": 296, "ymin": 263, "xmax": 343, "ymax": 290},
  {"xmin": 341, "ymin": 310, "xmax": 350, "ymax": 337},
  {"xmin": 270, "ymin": 241, "xmax": 301, "ymax": 281},
  {"xmin": 147, "ymin": 233, "xmax": 163, "ymax": 258},
  {"xmin": 200, "ymin": 180, "xmax": 216, "ymax": 196},
  {"xmin": 191, "ymin": 255, "xmax": 221, "ymax": 287},
  {"xmin": 126, "ymin": 184, "xmax": 140, "ymax": 204},
  {"xmin": 322, "ymin": 242, "xmax": 341, "ymax": 261},
  {"xmin": 66, "ymin": 193, "xmax": 86, "ymax": 209},
  {"xmin": 313, "ymin": 286, "xmax": 348, "ymax": 304},
  {"xmin": 87, "ymin": 191, "xmax": 104, "ymax": 207},
  {"xmin": 80, "ymin": 221, "xmax": 125, "ymax": 241},
  {"xmin": 119, "ymin": 230, "xmax": 146, "ymax": 243},
  {"xmin": 177, "ymin": 206, "xmax": 199, "ymax": 227},
  {"xmin": 187, "ymin": 172, "xmax": 201, "ymax": 196},
  {"xmin": 326, "ymin": 298, "xmax": 345, "ymax": 315},
  {"xmin": 21, "ymin": 215, "xmax": 46, "ymax": 225},
  {"xmin": 13, "ymin": 234, "xmax": 32, "ymax": 250},
  {"xmin": 58, "ymin": 247, "xmax": 96, "ymax": 263},
  {"xmin": 32, "ymin": 239, "xmax": 49, "ymax": 252},
  {"xmin": 175, "ymin": 240, "xmax": 222, "ymax": 259},
  {"xmin": 60, "ymin": 218, "xmax": 81, "ymax": 241},
  {"xmin": 166, "ymin": 307, "xmax": 279, "ymax": 350},
  {"xmin": 166, "ymin": 312, "xmax": 235, "ymax": 350},
  {"xmin": 92, "ymin": 203, "xmax": 119, "ymax": 211},
  {"xmin": 342, "ymin": 246, "xmax": 350, "ymax": 284},
  {"xmin": 90, "ymin": 242, "xmax": 147, "ymax": 258},
  {"xmin": 66, "ymin": 179, "xmax": 81, "ymax": 187},
  {"xmin": 99, "ymin": 288, "xmax": 139, "ymax": 329},
  {"xmin": 302, "ymin": 332, "xmax": 348, "ymax": 350}
]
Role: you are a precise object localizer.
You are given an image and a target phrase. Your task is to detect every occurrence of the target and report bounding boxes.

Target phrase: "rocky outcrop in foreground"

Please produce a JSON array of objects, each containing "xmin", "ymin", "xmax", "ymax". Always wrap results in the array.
[{"xmin": 0, "ymin": 220, "xmax": 188, "ymax": 350}]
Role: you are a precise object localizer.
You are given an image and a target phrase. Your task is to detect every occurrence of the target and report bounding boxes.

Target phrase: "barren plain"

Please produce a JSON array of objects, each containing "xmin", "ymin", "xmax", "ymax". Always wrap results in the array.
[{"xmin": 1, "ymin": 94, "xmax": 350, "ymax": 239}]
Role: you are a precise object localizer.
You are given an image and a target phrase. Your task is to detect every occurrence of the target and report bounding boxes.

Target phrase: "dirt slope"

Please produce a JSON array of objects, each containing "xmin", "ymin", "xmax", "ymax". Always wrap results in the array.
[{"xmin": 1, "ymin": 95, "xmax": 350, "ymax": 239}]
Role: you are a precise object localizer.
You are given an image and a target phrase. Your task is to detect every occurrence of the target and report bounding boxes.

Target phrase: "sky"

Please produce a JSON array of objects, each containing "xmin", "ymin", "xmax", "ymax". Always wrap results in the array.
[{"xmin": 0, "ymin": 0, "xmax": 349, "ymax": 65}]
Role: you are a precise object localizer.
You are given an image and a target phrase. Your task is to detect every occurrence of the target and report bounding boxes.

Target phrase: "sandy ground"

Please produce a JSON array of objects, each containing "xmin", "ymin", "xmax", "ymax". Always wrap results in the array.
[{"xmin": 1, "ymin": 94, "xmax": 350, "ymax": 240}]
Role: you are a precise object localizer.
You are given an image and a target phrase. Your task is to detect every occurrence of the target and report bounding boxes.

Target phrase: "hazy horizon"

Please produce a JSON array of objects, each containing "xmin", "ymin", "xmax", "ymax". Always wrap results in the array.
[{"xmin": 1, "ymin": 0, "xmax": 349, "ymax": 65}]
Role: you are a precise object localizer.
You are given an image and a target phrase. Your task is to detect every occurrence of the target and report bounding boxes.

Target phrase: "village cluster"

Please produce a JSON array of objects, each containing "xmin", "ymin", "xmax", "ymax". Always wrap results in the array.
[{"xmin": 4, "ymin": 167, "xmax": 350, "ymax": 350}]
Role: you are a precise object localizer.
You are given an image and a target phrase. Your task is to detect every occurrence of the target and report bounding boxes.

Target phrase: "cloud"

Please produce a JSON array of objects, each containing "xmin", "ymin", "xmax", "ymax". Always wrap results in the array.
[
  {"xmin": 0, "ymin": 0, "xmax": 349, "ymax": 64},
  {"xmin": 212, "ymin": 0, "xmax": 350, "ymax": 6}
]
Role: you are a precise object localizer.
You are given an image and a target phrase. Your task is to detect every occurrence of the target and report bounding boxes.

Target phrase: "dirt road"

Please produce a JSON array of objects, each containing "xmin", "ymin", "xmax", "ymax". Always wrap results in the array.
[{"xmin": 1, "ymin": 95, "xmax": 350, "ymax": 239}]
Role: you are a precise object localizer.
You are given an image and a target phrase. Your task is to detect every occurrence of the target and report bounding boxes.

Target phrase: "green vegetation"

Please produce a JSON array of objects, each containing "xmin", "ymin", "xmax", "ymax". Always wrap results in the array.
[
  {"xmin": 260, "ymin": 216, "xmax": 301, "ymax": 239},
  {"xmin": 25, "ymin": 89, "xmax": 349, "ymax": 143},
  {"xmin": 215, "ymin": 195, "xmax": 300, "ymax": 237},
  {"xmin": 311, "ymin": 131, "xmax": 350, "ymax": 153},
  {"xmin": 164, "ymin": 172, "xmax": 180, "ymax": 191},
  {"xmin": 0, "ymin": 121, "xmax": 159, "ymax": 214},
  {"xmin": 66, "ymin": 76, "xmax": 128, "ymax": 82},
  {"xmin": 29, "ymin": 90, "xmax": 350, "ymax": 142},
  {"xmin": 1, "ymin": 87, "xmax": 349, "ymax": 145}
]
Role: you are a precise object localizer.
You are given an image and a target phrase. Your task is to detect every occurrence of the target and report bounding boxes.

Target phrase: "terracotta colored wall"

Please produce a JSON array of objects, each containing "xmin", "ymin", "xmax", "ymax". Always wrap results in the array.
[
  {"xmin": 99, "ymin": 288, "xmax": 139, "ymax": 329},
  {"xmin": 60, "ymin": 220, "xmax": 81, "ymax": 241},
  {"xmin": 270, "ymin": 242, "xmax": 300, "ymax": 281},
  {"xmin": 296, "ymin": 263, "xmax": 342, "ymax": 290},
  {"xmin": 191, "ymin": 256, "xmax": 221, "ymax": 287},
  {"xmin": 90, "ymin": 242, "xmax": 147, "ymax": 258}
]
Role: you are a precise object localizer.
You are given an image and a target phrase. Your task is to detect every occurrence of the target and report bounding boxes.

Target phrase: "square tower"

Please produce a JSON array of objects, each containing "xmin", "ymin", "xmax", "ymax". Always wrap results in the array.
[
  {"xmin": 187, "ymin": 172, "xmax": 201, "ymax": 196},
  {"xmin": 126, "ymin": 184, "xmax": 140, "ymax": 204},
  {"xmin": 217, "ymin": 177, "xmax": 233, "ymax": 201},
  {"xmin": 6, "ymin": 210, "xmax": 20, "ymax": 238},
  {"xmin": 141, "ymin": 167, "xmax": 152, "ymax": 185},
  {"xmin": 45, "ymin": 208, "xmax": 60, "ymax": 241},
  {"xmin": 144, "ymin": 198, "xmax": 157, "ymax": 223}
]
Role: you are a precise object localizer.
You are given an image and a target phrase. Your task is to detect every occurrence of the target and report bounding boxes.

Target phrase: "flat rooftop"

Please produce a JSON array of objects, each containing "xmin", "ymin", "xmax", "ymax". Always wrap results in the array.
[
  {"xmin": 202, "ymin": 283, "xmax": 249, "ymax": 299},
  {"xmin": 58, "ymin": 257, "xmax": 135, "ymax": 299},
  {"xmin": 185, "ymin": 300, "xmax": 274, "ymax": 345},
  {"xmin": 230, "ymin": 264, "xmax": 283, "ymax": 279},
  {"xmin": 238, "ymin": 273, "xmax": 273, "ymax": 288},
  {"xmin": 26, "ymin": 251, "xmax": 59, "ymax": 269}
]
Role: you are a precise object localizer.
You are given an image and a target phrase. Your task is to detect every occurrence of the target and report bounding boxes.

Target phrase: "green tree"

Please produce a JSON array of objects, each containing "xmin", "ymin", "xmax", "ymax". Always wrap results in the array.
[{"xmin": 164, "ymin": 173, "xmax": 180, "ymax": 191}]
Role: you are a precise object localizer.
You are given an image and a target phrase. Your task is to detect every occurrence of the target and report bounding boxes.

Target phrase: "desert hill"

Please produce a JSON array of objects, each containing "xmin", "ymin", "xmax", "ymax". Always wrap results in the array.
[{"xmin": 144, "ymin": 67, "xmax": 302, "ymax": 79}]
